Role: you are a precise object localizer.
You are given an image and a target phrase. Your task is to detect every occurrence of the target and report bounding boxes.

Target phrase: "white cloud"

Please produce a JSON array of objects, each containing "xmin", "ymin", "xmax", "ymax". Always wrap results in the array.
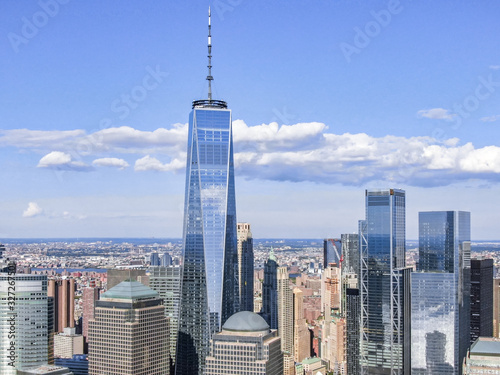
[
  {"xmin": 0, "ymin": 129, "xmax": 85, "ymax": 148},
  {"xmin": 23, "ymin": 202, "xmax": 43, "ymax": 218},
  {"xmin": 480, "ymin": 115, "xmax": 500, "ymax": 122},
  {"xmin": 134, "ymin": 155, "xmax": 184, "ymax": 172},
  {"xmin": 417, "ymin": 108, "xmax": 456, "ymax": 121},
  {"xmin": 490, "ymin": 65, "xmax": 500, "ymax": 70},
  {"xmin": 37, "ymin": 151, "xmax": 92, "ymax": 171},
  {"xmin": 92, "ymin": 158, "xmax": 129, "ymax": 169}
]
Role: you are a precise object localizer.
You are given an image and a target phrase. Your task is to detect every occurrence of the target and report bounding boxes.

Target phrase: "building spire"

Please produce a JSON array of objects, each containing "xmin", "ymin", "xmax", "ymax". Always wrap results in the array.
[{"xmin": 207, "ymin": 6, "xmax": 213, "ymax": 101}]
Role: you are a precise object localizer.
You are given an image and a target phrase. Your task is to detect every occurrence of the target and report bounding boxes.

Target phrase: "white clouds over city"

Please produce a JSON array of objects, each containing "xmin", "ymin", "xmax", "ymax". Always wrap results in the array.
[{"xmin": 3, "ymin": 121, "xmax": 500, "ymax": 187}]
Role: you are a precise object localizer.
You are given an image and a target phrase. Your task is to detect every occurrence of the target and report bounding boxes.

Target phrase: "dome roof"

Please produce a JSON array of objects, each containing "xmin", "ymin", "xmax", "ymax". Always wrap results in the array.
[
  {"xmin": 101, "ymin": 280, "xmax": 158, "ymax": 301},
  {"xmin": 222, "ymin": 311, "xmax": 270, "ymax": 332}
]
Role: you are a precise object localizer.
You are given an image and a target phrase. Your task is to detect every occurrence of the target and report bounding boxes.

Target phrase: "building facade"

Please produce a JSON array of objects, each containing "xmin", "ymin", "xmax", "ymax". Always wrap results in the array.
[
  {"xmin": 237, "ymin": 222, "xmax": 254, "ymax": 312},
  {"xmin": 205, "ymin": 311, "xmax": 283, "ymax": 375},
  {"xmin": 88, "ymin": 280, "xmax": 169, "ymax": 375},
  {"xmin": 411, "ymin": 211, "xmax": 471, "ymax": 374},
  {"xmin": 346, "ymin": 287, "xmax": 360, "ymax": 374},
  {"xmin": 0, "ymin": 274, "xmax": 50, "ymax": 374},
  {"xmin": 262, "ymin": 250, "xmax": 278, "ymax": 329},
  {"xmin": 48, "ymin": 278, "xmax": 75, "ymax": 333},
  {"xmin": 278, "ymin": 266, "xmax": 294, "ymax": 375},
  {"xmin": 360, "ymin": 188, "xmax": 410, "ymax": 374},
  {"xmin": 323, "ymin": 238, "xmax": 341, "ymax": 269},
  {"xmin": 463, "ymin": 337, "xmax": 500, "ymax": 374},
  {"xmin": 149, "ymin": 265, "xmax": 182, "ymax": 370},
  {"xmin": 54, "ymin": 328, "xmax": 84, "ymax": 358},
  {"xmin": 470, "ymin": 257, "xmax": 493, "ymax": 343},
  {"xmin": 175, "ymin": 10, "xmax": 238, "ymax": 372}
]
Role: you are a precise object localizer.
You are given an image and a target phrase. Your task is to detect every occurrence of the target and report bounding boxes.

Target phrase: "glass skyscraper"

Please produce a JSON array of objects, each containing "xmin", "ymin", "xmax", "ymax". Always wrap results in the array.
[
  {"xmin": 175, "ymin": 8, "xmax": 239, "ymax": 375},
  {"xmin": 411, "ymin": 211, "xmax": 471, "ymax": 374},
  {"xmin": 360, "ymin": 189, "xmax": 411, "ymax": 374}
]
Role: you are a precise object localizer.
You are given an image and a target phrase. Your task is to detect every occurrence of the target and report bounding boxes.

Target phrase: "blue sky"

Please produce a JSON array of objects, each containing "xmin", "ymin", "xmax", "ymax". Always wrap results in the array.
[{"xmin": 1, "ymin": 0, "xmax": 499, "ymax": 239}]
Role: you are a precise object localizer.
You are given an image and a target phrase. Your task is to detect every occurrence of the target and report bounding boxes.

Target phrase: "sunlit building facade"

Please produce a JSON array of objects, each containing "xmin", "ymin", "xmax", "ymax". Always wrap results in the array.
[{"xmin": 411, "ymin": 211, "xmax": 471, "ymax": 374}]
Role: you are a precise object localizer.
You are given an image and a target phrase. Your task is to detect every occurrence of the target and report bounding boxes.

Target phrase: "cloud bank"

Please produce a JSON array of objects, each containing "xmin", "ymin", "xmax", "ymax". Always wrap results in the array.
[{"xmin": 2, "ymin": 121, "xmax": 500, "ymax": 187}]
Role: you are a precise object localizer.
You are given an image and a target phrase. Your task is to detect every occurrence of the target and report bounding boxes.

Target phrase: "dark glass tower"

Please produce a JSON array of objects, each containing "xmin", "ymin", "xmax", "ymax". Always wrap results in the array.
[
  {"xmin": 175, "ymin": 8, "xmax": 238, "ymax": 375},
  {"xmin": 262, "ymin": 250, "xmax": 278, "ymax": 329},
  {"xmin": 411, "ymin": 211, "xmax": 471, "ymax": 374},
  {"xmin": 470, "ymin": 257, "xmax": 493, "ymax": 343},
  {"xmin": 360, "ymin": 188, "xmax": 410, "ymax": 374}
]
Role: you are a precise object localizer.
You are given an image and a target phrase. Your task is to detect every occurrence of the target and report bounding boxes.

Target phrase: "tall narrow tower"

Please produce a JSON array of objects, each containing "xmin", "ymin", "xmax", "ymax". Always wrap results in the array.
[{"xmin": 176, "ymin": 8, "xmax": 238, "ymax": 375}]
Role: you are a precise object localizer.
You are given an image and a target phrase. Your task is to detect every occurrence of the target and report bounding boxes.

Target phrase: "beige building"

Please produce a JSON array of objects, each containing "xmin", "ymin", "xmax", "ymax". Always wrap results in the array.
[
  {"xmin": 205, "ymin": 311, "xmax": 282, "ymax": 375},
  {"xmin": 277, "ymin": 266, "xmax": 294, "ymax": 375},
  {"xmin": 293, "ymin": 288, "xmax": 311, "ymax": 363},
  {"xmin": 54, "ymin": 327, "xmax": 84, "ymax": 358},
  {"xmin": 463, "ymin": 337, "xmax": 500, "ymax": 374},
  {"xmin": 237, "ymin": 222, "xmax": 254, "ymax": 312},
  {"xmin": 88, "ymin": 280, "xmax": 169, "ymax": 375}
]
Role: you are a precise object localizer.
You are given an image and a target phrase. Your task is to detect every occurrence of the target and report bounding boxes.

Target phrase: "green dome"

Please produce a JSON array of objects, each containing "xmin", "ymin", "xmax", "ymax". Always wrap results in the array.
[{"xmin": 101, "ymin": 280, "xmax": 158, "ymax": 301}]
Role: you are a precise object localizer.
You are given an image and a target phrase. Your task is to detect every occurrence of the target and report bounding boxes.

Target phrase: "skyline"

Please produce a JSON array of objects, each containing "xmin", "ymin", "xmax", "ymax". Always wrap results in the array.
[{"xmin": 1, "ymin": 1, "xmax": 500, "ymax": 239}]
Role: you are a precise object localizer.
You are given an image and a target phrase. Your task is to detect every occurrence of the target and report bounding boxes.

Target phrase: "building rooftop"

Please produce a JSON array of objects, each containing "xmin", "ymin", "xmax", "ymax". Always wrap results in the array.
[
  {"xmin": 101, "ymin": 280, "xmax": 158, "ymax": 301},
  {"xmin": 470, "ymin": 337, "xmax": 500, "ymax": 356},
  {"xmin": 222, "ymin": 311, "xmax": 269, "ymax": 332}
]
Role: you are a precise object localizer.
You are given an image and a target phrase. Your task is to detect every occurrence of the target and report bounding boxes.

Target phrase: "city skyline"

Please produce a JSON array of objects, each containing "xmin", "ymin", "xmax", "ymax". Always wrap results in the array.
[{"xmin": 1, "ymin": 1, "xmax": 500, "ymax": 239}]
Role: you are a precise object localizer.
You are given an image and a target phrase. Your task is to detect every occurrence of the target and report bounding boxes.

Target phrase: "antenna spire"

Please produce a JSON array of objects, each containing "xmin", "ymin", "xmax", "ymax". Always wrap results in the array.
[{"xmin": 207, "ymin": 6, "xmax": 213, "ymax": 101}]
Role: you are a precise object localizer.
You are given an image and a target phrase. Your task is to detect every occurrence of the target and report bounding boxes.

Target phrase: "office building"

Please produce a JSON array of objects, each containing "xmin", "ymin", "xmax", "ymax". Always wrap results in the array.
[
  {"xmin": 360, "ymin": 188, "xmax": 410, "ymax": 374},
  {"xmin": 411, "ymin": 211, "xmax": 471, "ymax": 374},
  {"xmin": 341, "ymin": 233, "xmax": 359, "ymax": 283},
  {"xmin": 293, "ymin": 288, "xmax": 311, "ymax": 363},
  {"xmin": 278, "ymin": 266, "xmax": 294, "ymax": 375},
  {"xmin": 88, "ymin": 280, "xmax": 169, "ymax": 375},
  {"xmin": 470, "ymin": 257, "xmax": 493, "ymax": 343},
  {"xmin": 150, "ymin": 252, "xmax": 160, "ymax": 266},
  {"xmin": 17, "ymin": 365, "xmax": 73, "ymax": 375},
  {"xmin": 346, "ymin": 287, "xmax": 360, "ymax": 374},
  {"xmin": 149, "ymin": 265, "xmax": 182, "ymax": 370},
  {"xmin": 205, "ymin": 311, "xmax": 283, "ymax": 375},
  {"xmin": 463, "ymin": 337, "xmax": 500, "ymax": 374},
  {"xmin": 262, "ymin": 250, "xmax": 278, "ymax": 329},
  {"xmin": 0, "ymin": 274, "xmax": 49, "ymax": 374},
  {"xmin": 161, "ymin": 252, "xmax": 173, "ymax": 266},
  {"xmin": 106, "ymin": 269, "xmax": 147, "ymax": 289},
  {"xmin": 494, "ymin": 279, "xmax": 500, "ymax": 337},
  {"xmin": 175, "ymin": 9, "xmax": 238, "ymax": 375},
  {"xmin": 82, "ymin": 282, "xmax": 99, "ymax": 342},
  {"xmin": 54, "ymin": 328, "xmax": 84, "ymax": 358},
  {"xmin": 237, "ymin": 222, "xmax": 254, "ymax": 312},
  {"xmin": 323, "ymin": 238, "xmax": 341, "ymax": 268},
  {"xmin": 48, "ymin": 278, "xmax": 75, "ymax": 333},
  {"xmin": 55, "ymin": 355, "xmax": 88, "ymax": 375}
]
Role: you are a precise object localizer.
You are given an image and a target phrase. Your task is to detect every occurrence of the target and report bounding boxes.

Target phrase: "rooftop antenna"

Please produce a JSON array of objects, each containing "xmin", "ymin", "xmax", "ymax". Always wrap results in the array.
[{"xmin": 207, "ymin": 6, "xmax": 213, "ymax": 101}]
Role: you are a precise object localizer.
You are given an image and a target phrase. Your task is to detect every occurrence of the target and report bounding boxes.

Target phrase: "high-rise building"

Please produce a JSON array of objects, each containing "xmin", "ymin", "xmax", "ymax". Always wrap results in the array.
[
  {"xmin": 237, "ymin": 222, "xmax": 254, "ymax": 312},
  {"xmin": 323, "ymin": 238, "xmax": 341, "ymax": 268},
  {"xmin": 88, "ymin": 280, "xmax": 169, "ymax": 375},
  {"xmin": 0, "ymin": 274, "xmax": 49, "ymax": 374},
  {"xmin": 149, "ymin": 265, "xmax": 182, "ymax": 371},
  {"xmin": 262, "ymin": 250, "xmax": 278, "ymax": 329},
  {"xmin": 346, "ymin": 287, "xmax": 360, "ymax": 374},
  {"xmin": 161, "ymin": 252, "xmax": 173, "ymax": 267},
  {"xmin": 411, "ymin": 211, "xmax": 471, "ymax": 374},
  {"xmin": 494, "ymin": 279, "xmax": 500, "ymax": 337},
  {"xmin": 470, "ymin": 257, "xmax": 493, "ymax": 343},
  {"xmin": 175, "ymin": 9, "xmax": 238, "ymax": 375},
  {"xmin": 205, "ymin": 311, "xmax": 283, "ymax": 375},
  {"xmin": 360, "ymin": 188, "xmax": 410, "ymax": 374},
  {"xmin": 54, "ymin": 328, "xmax": 84, "ymax": 359},
  {"xmin": 82, "ymin": 282, "xmax": 99, "ymax": 342},
  {"xmin": 277, "ymin": 266, "xmax": 294, "ymax": 375},
  {"xmin": 293, "ymin": 288, "xmax": 311, "ymax": 363},
  {"xmin": 150, "ymin": 252, "xmax": 160, "ymax": 266},
  {"xmin": 48, "ymin": 278, "xmax": 75, "ymax": 333},
  {"xmin": 341, "ymin": 233, "xmax": 359, "ymax": 283}
]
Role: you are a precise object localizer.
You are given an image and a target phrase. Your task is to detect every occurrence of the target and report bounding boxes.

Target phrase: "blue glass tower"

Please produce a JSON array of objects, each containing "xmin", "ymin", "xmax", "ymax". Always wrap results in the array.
[
  {"xmin": 411, "ymin": 211, "xmax": 471, "ymax": 374},
  {"xmin": 175, "ymin": 8, "xmax": 238, "ymax": 375},
  {"xmin": 360, "ymin": 189, "xmax": 411, "ymax": 374}
]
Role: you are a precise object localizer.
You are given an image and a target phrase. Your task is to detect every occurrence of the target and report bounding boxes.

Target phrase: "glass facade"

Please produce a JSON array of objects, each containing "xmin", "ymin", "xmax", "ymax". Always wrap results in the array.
[
  {"xmin": 360, "ymin": 189, "xmax": 410, "ymax": 374},
  {"xmin": 176, "ymin": 102, "xmax": 238, "ymax": 375},
  {"xmin": 411, "ymin": 211, "xmax": 471, "ymax": 374},
  {"xmin": 323, "ymin": 238, "xmax": 341, "ymax": 268}
]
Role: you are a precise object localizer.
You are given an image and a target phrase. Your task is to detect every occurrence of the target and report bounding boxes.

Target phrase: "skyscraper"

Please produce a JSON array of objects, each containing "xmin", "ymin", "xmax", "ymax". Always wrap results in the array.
[
  {"xmin": 176, "ymin": 8, "xmax": 238, "ymax": 375},
  {"xmin": 237, "ymin": 222, "xmax": 254, "ymax": 312},
  {"xmin": 262, "ymin": 250, "xmax": 278, "ymax": 329},
  {"xmin": 88, "ymin": 280, "xmax": 169, "ymax": 375},
  {"xmin": 277, "ymin": 266, "xmax": 294, "ymax": 375},
  {"xmin": 149, "ymin": 265, "xmax": 182, "ymax": 371},
  {"xmin": 48, "ymin": 278, "xmax": 75, "ymax": 333},
  {"xmin": 360, "ymin": 188, "xmax": 410, "ymax": 374},
  {"xmin": 293, "ymin": 288, "xmax": 311, "ymax": 363},
  {"xmin": 411, "ymin": 211, "xmax": 471, "ymax": 374},
  {"xmin": 0, "ymin": 274, "xmax": 50, "ymax": 374},
  {"xmin": 323, "ymin": 238, "xmax": 341, "ymax": 268},
  {"xmin": 346, "ymin": 287, "xmax": 360, "ymax": 374},
  {"xmin": 82, "ymin": 281, "xmax": 99, "ymax": 343},
  {"xmin": 341, "ymin": 233, "xmax": 360, "ymax": 283},
  {"xmin": 205, "ymin": 311, "xmax": 283, "ymax": 375},
  {"xmin": 470, "ymin": 257, "xmax": 493, "ymax": 343}
]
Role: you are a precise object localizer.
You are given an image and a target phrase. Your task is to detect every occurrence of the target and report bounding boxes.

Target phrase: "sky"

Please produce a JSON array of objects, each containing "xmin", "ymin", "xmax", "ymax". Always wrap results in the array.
[{"xmin": 1, "ymin": 0, "xmax": 500, "ymax": 239}]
